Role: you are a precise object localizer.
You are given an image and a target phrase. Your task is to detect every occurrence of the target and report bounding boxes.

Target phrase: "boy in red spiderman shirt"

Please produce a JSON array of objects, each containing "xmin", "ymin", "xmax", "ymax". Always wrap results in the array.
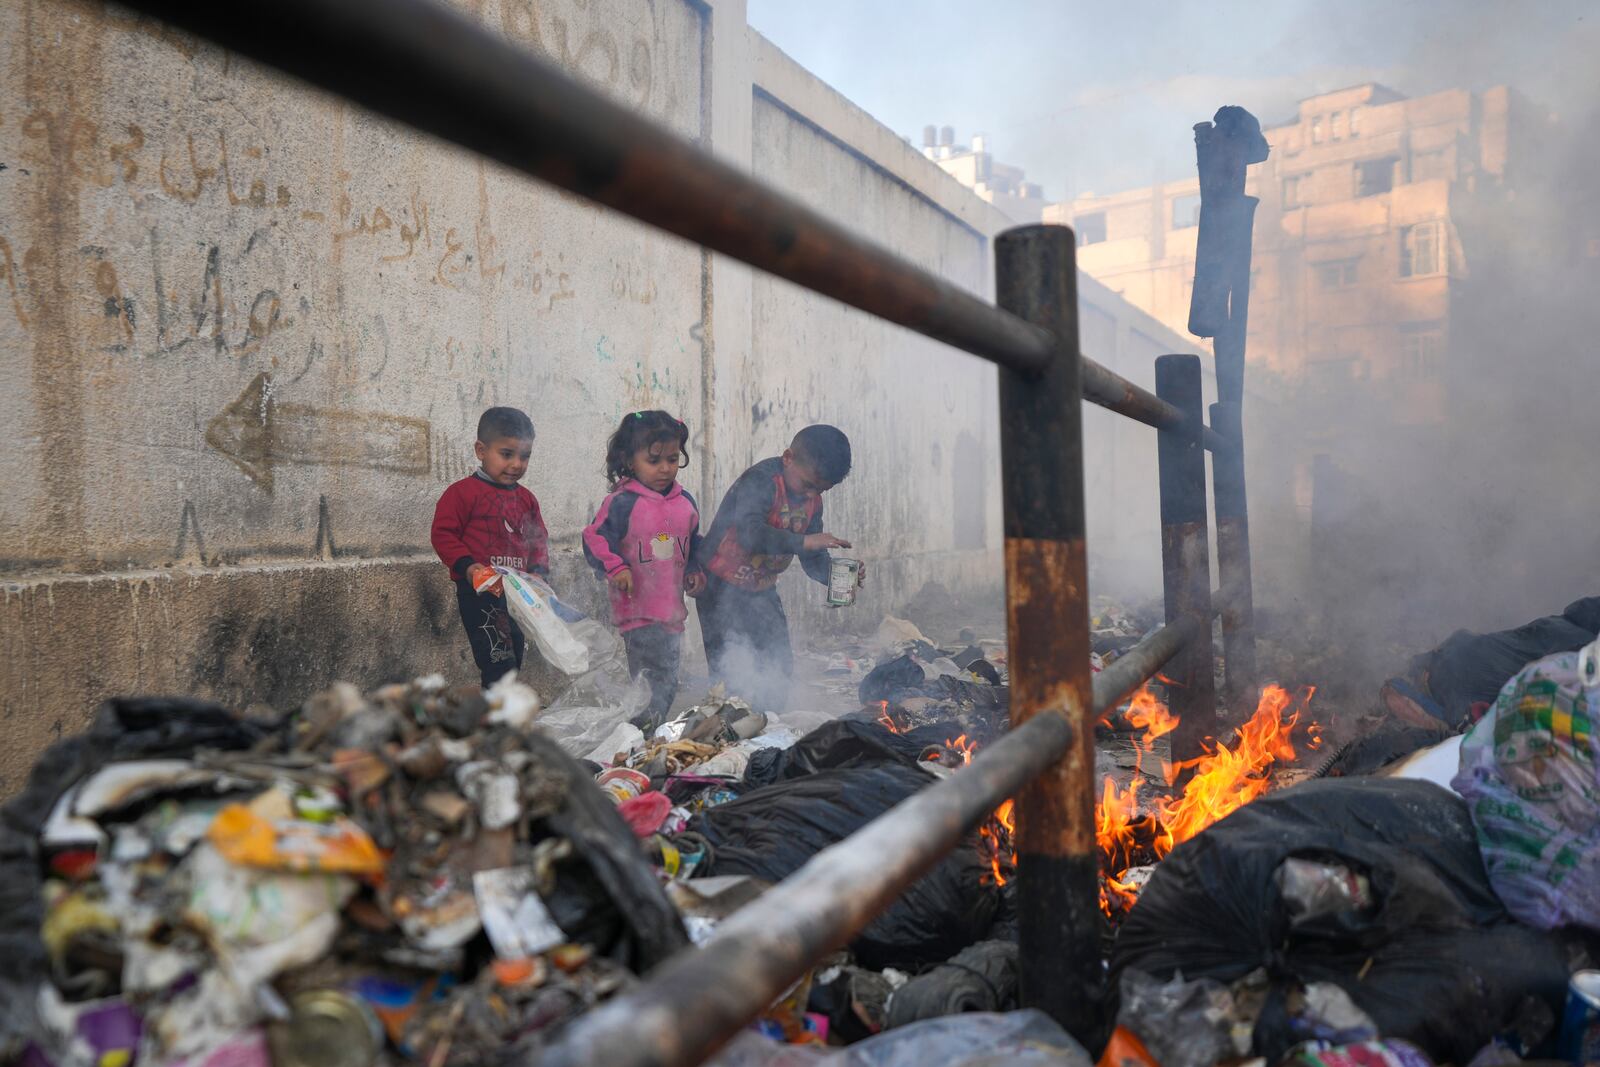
[{"xmin": 430, "ymin": 407, "xmax": 549, "ymax": 687}]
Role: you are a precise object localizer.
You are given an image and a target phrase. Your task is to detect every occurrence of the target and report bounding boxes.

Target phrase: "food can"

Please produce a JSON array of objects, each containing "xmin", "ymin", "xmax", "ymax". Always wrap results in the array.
[
  {"xmin": 268, "ymin": 990, "xmax": 382, "ymax": 1067},
  {"xmin": 596, "ymin": 767, "xmax": 651, "ymax": 804},
  {"xmin": 826, "ymin": 558, "xmax": 861, "ymax": 607},
  {"xmin": 1560, "ymin": 970, "xmax": 1600, "ymax": 1063}
]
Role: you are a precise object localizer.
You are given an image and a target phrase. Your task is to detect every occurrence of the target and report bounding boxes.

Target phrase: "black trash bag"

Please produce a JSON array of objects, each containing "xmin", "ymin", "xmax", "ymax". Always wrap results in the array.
[
  {"xmin": 1111, "ymin": 778, "xmax": 1569, "ymax": 1065},
  {"xmin": 0, "ymin": 697, "xmax": 277, "ymax": 1058},
  {"xmin": 1415, "ymin": 595, "xmax": 1600, "ymax": 728},
  {"xmin": 860, "ymin": 654, "xmax": 930, "ymax": 704},
  {"xmin": 512, "ymin": 731, "xmax": 689, "ymax": 974},
  {"xmin": 885, "ymin": 939, "xmax": 1019, "ymax": 1028},
  {"xmin": 1322, "ymin": 721, "xmax": 1448, "ymax": 777},
  {"xmin": 741, "ymin": 718, "xmax": 969, "ymax": 789},
  {"xmin": 918, "ymin": 675, "xmax": 1008, "ymax": 713},
  {"xmin": 690, "ymin": 764, "xmax": 999, "ymax": 969}
]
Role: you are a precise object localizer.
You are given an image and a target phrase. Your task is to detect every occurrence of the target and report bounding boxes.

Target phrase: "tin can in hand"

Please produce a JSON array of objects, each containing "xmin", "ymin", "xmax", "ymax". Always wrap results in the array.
[
  {"xmin": 826, "ymin": 558, "xmax": 862, "ymax": 607},
  {"xmin": 1560, "ymin": 970, "xmax": 1600, "ymax": 1064}
]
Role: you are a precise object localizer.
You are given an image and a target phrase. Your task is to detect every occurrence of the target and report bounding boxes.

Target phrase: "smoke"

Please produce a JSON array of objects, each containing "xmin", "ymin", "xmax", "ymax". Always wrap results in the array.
[{"xmin": 751, "ymin": 0, "xmax": 1600, "ymax": 684}]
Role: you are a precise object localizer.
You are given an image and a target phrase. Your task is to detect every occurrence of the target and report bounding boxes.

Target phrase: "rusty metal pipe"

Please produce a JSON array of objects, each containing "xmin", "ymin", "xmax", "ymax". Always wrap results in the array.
[
  {"xmin": 1080, "ymin": 360, "xmax": 1231, "ymax": 453},
  {"xmin": 994, "ymin": 225, "xmax": 1104, "ymax": 1044},
  {"xmin": 1092, "ymin": 615, "xmax": 1203, "ymax": 713},
  {"xmin": 538, "ymin": 711, "xmax": 1074, "ymax": 1067},
  {"xmin": 1156, "ymin": 354, "xmax": 1217, "ymax": 774},
  {"xmin": 1210, "ymin": 400, "xmax": 1257, "ymax": 719}
]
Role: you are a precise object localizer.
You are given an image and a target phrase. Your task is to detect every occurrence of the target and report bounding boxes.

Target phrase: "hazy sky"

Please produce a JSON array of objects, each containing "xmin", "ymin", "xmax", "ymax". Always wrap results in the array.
[{"xmin": 747, "ymin": 0, "xmax": 1597, "ymax": 203}]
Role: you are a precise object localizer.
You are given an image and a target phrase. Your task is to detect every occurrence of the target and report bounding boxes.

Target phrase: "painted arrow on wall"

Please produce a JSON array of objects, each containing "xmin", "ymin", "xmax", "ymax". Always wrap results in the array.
[{"xmin": 206, "ymin": 372, "xmax": 431, "ymax": 492}]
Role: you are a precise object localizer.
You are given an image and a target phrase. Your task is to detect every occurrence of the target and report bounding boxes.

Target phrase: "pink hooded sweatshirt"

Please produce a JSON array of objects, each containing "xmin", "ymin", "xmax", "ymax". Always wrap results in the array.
[{"xmin": 582, "ymin": 479, "xmax": 702, "ymax": 633}]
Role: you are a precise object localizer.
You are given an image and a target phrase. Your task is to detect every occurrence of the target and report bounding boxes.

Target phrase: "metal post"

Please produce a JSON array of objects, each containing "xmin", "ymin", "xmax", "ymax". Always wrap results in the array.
[
  {"xmin": 1156, "ymin": 354, "xmax": 1217, "ymax": 773},
  {"xmin": 1210, "ymin": 400, "xmax": 1256, "ymax": 718},
  {"xmin": 994, "ymin": 225, "xmax": 1102, "ymax": 1044}
]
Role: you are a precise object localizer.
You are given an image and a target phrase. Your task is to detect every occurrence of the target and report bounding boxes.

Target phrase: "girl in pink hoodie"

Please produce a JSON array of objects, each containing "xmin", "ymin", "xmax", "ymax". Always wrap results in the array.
[{"xmin": 582, "ymin": 411, "xmax": 704, "ymax": 727}]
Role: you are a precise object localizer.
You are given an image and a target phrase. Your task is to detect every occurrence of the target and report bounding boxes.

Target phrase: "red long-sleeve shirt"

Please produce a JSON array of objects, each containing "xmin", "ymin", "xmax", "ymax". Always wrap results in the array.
[{"xmin": 430, "ymin": 473, "xmax": 549, "ymax": 581}]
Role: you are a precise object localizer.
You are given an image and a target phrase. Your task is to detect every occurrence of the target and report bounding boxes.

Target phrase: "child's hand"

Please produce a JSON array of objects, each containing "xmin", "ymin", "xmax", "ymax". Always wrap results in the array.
[
  {"xmin": 467, "ymin": 563, "xmax": 503, "ymax": 597},
  {"xmin": 684, "ymin": 571, "xmax": 706, "ymax": 598},
  {"xmin": 803, "ymin": 532, "xmax": 851, "ymax": 552},
  {"xmin": 609, "ymin": 570, "xmax": 635, "ymax": 596},
  {"xmin": 857, "ymin": 562, "xmax": 868, "ymax": 587}
]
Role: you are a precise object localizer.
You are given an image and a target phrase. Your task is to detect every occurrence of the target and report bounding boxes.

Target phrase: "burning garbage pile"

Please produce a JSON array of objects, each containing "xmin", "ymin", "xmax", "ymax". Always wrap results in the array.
[
  {"xmin": 971, "ymin": 681, "xmax": 1321, "ymax": 917},
  {"xmin": 12, "ymin": 584, "xmax": 1600, "ymax": 1067}
]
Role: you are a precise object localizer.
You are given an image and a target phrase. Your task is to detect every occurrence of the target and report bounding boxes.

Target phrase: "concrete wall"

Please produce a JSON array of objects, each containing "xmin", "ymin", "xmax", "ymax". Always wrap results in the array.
[{"xmin": 0, "ymin": 0, "xmax": 1200, "ymax": 795}]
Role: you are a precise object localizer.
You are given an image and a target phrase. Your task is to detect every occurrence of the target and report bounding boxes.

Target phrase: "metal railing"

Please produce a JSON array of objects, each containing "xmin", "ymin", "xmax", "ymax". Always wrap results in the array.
[{"xmin": 114, "ymin": 0, "xmax": 1257, "ymax": 1062}]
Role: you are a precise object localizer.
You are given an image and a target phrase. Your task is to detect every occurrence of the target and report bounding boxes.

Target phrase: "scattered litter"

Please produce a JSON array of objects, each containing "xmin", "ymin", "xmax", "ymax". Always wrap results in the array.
[{"xmin": 1, "ymin": 680, "xmax": 688, "ymax": 1067}]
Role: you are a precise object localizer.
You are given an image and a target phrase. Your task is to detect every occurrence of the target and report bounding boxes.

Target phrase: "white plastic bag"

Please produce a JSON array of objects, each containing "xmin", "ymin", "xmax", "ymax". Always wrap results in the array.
[{"xmin": 495, "ymin": 567, "xmax": 589, "ymax": 675}]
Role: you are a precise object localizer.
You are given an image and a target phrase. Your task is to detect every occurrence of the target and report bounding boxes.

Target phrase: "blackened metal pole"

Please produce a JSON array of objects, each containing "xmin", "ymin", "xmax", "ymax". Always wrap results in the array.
[
  {"xmin": 1156, "ymin": 355, "xmax": 1217, "ymax": 775},
  {"xmin": 994, "ymin": 225, "xmax": 1102, "ymax": 1045},
  {"xmin": 1210, "ymin": 401, "xmax": 1257, "ymax": 719},
  {"xmin": 1188, "ymin": 109, "xmax": 1265, "ymax": 722},
  {"xmin": 1188, "ymin": 107, "xmax": 1268, "ymax": 404}
]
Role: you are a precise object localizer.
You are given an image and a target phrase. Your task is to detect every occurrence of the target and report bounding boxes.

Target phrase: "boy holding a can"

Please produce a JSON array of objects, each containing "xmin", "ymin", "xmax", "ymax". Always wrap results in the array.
[
  {"xmin": 693, "ymin": 424, "xmax": 863, "ymax": 710},
  {"xmin": 430, "ymin": 406, "xmax": 549, "ymax": 688}
]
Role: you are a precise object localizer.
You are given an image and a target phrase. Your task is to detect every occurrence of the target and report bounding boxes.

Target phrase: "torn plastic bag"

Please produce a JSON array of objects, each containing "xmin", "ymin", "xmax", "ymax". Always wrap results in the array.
[
  {"xmin": 497, "ymin": 567, "xmax": 589, "ymax": 675},
  {"xmin": 0, "ymin": 698, "xmax": 275, "ymax": 1059},
  {"xmin": 1111, "ymin": 778, "xmax": 1569, "ymax": 1066},
  {"xmin": 1453, "ymin": 647, "xmax": 1600, "ymax": 930},
  {"xmin": 1412, "ymin": 595, "xmax": 1600, "ymax": 729},
  {"xmin": 884, "ymin": 940, "xmax": 1018, "ymax": 1028},
  {"xmin": 690, "ymin": 764, "xmax": 998, "ymax": 969},
  {"xmin": 1110, "ymin": 969, "xmax": 1240, "ymax": 1067},
  {"xmin": 706, "ymin": 1009, "xmax": 1091, "ymax": 1067}
]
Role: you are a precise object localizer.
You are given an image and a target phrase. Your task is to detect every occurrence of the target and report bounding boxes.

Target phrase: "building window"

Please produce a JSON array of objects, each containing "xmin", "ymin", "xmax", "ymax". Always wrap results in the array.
[
  {"xmin": 1331, "ymin": 111, "xmax": 1345, "ymax": 140},
  {"xmin": 1357, "ymin": 157, "xmax": 1396, "ymax": 197},
  {"xmin": 1399, "ymin": 221, "xmax": 1445, "ymax": 277},
  {"xmin": 1315, "ymin": 259, "xmax": 1360, "ymax": 289},
  {"xmin": 1399, "ymin": 323, "xmax": 1444, "ymax": 380},
  {"xmin": 1349, "ymin": 108, "xmax": 1361, "ymax": 137},
  {"xmin": 1075, "ymin": 212, "xmax": 1107, "ymax": 246},
  {"xmin": 1412, "ymin": 149, "xmax": 1450, "ymax": 183},
  {"xmin": 1283, "ymin": 174, "xmax": 1307, "ymax": 207},
  {"xmin": 1170, "ymin": 193, "xmax": 1201, "ymax": 229},
  {"xmin": 1311, "ymin": 116, "xmax": 1325, "ymax": 143}
]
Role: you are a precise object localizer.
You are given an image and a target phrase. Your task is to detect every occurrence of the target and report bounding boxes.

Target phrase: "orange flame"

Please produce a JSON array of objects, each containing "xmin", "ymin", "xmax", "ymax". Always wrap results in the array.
[
  {"xmin": 973, "ymin": 682, "xmax": 1318, "ymax": 917},
  {"xmin": 980, "ymin": 799, "xmax": 1016, "ymax": 885},
  {"xmin": 1151, "ymin": 685, "xmax": 1313, "ymax": 856},
  {"xmin": 927, "ymin": 734, "xmax": 977, "ymax": 766},
  {"xmin": 876, "ymin": 701, "xmax": 900, "ymax": 734}
]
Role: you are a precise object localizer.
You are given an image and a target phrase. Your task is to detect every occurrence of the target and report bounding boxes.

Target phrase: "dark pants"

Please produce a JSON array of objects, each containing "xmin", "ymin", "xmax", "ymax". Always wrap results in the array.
[
  {"xmin": 696, "ymin": 577, "xmax": 792, "ymax": 712},
  {"xmin": 624, "ymin": 624, "xmax": 683, "ymax": 727},
  {"xmin": 454, "ymin": 578, "xmax": 524, "ymax": 688}
]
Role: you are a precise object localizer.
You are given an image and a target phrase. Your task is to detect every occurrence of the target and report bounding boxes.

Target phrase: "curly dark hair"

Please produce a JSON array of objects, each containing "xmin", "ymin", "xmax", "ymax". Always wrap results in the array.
[{"xmin": 603, "ymin": 410, "xmax": 690, "ymax": 488}]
